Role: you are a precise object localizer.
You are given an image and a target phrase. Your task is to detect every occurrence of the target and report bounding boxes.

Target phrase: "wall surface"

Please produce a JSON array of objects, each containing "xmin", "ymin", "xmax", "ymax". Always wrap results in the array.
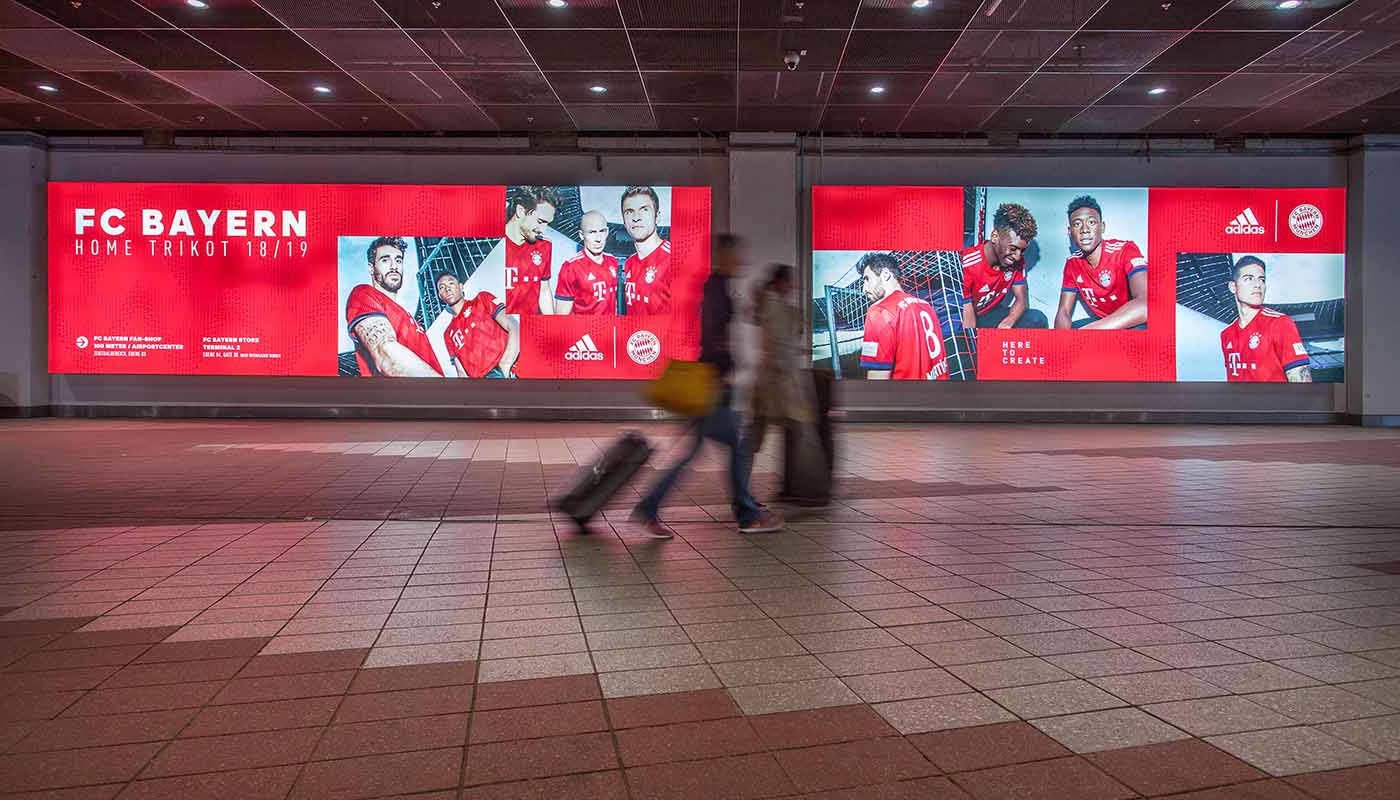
[
  {"xmin": 3, "ymin": 133, "xmax": 1382, "ymax": 421},
  {"xmin": 1346, "ymin": 137, "xmax": 1400, "ymax": 423},
  {"xmin": 0, "ymin": 136, "xmax": 49, "ymax": 413}
]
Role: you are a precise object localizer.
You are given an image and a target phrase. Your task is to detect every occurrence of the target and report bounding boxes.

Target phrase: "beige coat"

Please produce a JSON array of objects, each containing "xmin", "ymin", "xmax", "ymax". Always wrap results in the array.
[{"xmin": 752, "ymin": 290, "xmax": 815, "ymax": 424}]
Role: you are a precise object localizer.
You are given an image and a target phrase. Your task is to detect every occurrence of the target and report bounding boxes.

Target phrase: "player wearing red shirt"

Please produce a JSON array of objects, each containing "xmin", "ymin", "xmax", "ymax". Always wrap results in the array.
[
  {"xmin": 1220, "ymin": 256, "xmax": 1311, "ymax": 383},
  {"xmin": 555, "ymin": 210, "xmax": 620, "ymax": 315},
  {"xmin": 503, "ymin": 186, "xmax": 558, "ymax": 316},
  {"xmin": 620, "ymin": 186, "xmax": 673, "ymax": 314},
  {"xmin": 858, "ymin": 253, "xmax": 949, "ymax": 381},
  {"xmin": 435, "ymin": 272, "xmax": 519, "ymax": 378},
  {"xmin": 1054, "ymin": 195, "xmax": 1148, "ymax": 330},
  {"xmin": 346, "ymin": 236, "xmax": 443, "ymax": 377},
  {"xmin": 960, "ymin": 203, "xmax": 1046, "ymax": 330}
]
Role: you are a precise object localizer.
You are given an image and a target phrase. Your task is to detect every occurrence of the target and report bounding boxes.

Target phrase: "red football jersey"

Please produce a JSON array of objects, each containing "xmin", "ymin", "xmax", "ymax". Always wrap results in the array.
[
  {"xmin": 1221, "ymin": 308, "xmax": 1308, "ymax": 382},
  {"xmin": 961, "ymin": 242, "xmax": 1026, "ymax": 315},
  {"xmin": 623, "ymin": 240, "xmax": 673, "ymax": 314},
  {"xmin": 504, "ymin": 237, "xmax": 552, "ymax": 315},
  {"xmin": 444, "ymin": 291, "xmax": 509, "ymax": 378},
  {"xmin": 555, "ymin": 251, "xmax": 620, "ymax": 315},
  {"xmin": 345, "ymin": 284, "xmax": 444, "ymax": 377},
  {"xmin": 1060, "ymin": 239, "xmax": 1147, "ymax": 319},
  {"xmin": 860, "ymin": 289, "xmax": 950, "ymax": 381}
]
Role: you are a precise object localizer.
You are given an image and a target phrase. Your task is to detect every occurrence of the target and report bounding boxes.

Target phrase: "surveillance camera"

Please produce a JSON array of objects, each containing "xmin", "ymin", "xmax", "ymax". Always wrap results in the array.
[{"xmin": 783, "ymin": 50, "xmax": 800, "ymax": 71}]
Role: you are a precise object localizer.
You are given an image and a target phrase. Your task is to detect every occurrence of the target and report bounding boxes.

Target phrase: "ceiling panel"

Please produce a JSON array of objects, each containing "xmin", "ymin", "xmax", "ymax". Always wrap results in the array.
[
  {"xmin": 81, "ymin": 30, "xmax": 235, "ymax": 71},
  {"xmin": 0, "ymin": 102, "xmax": 104, "ymax": 128},
  {"xmin": 644, "ymin": 72, "xmax": 736, "ymax": 104},
  {"xmin": 0, "ymin": 0, "xmax": 1395, "ymax": 136},
  {"xmin": 842, "ymin": 30, "xmax": 959, "ymax": 71}
]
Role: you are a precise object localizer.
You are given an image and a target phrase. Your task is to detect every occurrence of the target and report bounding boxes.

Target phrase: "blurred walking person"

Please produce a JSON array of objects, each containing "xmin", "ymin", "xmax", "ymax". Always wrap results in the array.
[{"xmin": 632, "ymin": 235, "xmax": 784, "ymax": 538}]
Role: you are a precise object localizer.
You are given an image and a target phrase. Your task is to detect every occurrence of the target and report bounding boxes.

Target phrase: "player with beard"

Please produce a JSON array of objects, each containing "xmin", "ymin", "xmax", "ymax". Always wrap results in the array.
[
  {"xmin": 621, "ymin": 186, "xmax": 673, "ymax": 314},
  {"xmin": 345, "ymin": 236, "xmax": 443, "ymax": 377},
  {"xmin": 1220, "ymin": 255, "xmax": 1311, "ymax": 382},
  {"xmin": 858, "ymin": 253, "xmax": 949, "ymax": 381},
  {"xmin": 435, "ymin": 272, "xmax": 519, "ymax": 378},
  {"xmin": 555, "ymin": 210, "xmax": 621, "ymax": 315},
  {"xmin": 1054, "ymin": 195, "xmax": 1148, "ymax": 330},
  {"xmin": 504, "ymin": 186, "xmax": 558, "ymax": 315},
  {"xmin": 960, "ymin": 202, "xmax": 1047, "ymax": 330}
]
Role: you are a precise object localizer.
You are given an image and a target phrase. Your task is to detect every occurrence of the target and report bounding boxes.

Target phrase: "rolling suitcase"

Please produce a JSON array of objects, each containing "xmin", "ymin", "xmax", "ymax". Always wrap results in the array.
[
  {"xmin": 781, "ymin": 369, "xmax": 835, "ymax": 505},
  {"xmin": 556, "ymin": 431, "xmax": 653, "ymax": 530}
]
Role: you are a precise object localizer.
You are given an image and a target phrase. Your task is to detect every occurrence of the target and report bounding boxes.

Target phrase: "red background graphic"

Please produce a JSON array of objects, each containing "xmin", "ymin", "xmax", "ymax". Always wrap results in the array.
[
  {"xmin": 812, "ymin": 186, "xmax": 964, "ymax": 251},
  {"xmin": 48, "ymin": 182, "xmax": 710, "ymax": 379},
  {"xmin": 812, "ymin": 185, "xmax": 1346, "ymax": 382}
]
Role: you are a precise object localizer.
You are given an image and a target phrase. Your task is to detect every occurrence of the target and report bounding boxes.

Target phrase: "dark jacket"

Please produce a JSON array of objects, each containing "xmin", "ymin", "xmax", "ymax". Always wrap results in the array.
[{"xmin": 698, "ymin": 272, "xmax": 734, "ymax": 378}]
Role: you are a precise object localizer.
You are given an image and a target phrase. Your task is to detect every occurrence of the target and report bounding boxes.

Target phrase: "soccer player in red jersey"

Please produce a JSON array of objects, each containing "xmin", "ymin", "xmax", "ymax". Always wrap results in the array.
[
  {"xmin": 858, "ymin": 253, "xmax": 949, "ymax": 381},
  {"xmin": 960, "ymin": 203, "xmax": 1047, "ymax": 330},
  {"xmin": 345, "ymin": 236, "xmax": 444, "ymax": 377},
  {"xmin": 435, "ymin": 272, "xmax": 519, "ymax": 379},
  {"xmin": 554, "ymin": 210, "xmax": 620, "ymax": 315},
  {"xmin": 504, "ymin": 186, "xmax": 558, "ymax": 316},
  {"xmin": 1220, "ymin": 256, "xmax": 1311, "ymax": 382},
  {"xmin": 1054, "ymin": 195, "xmax": 1148, "ymax": 330},
  {"xmin": 621, "ymin": 186, "xmax": 673, "ymax": 314}
]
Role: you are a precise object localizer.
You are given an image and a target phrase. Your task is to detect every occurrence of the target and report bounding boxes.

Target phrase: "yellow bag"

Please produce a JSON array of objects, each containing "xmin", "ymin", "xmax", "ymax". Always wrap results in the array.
[{"xmin": 644, "ymin": 360, "xmax": 719, "ymax": 417}]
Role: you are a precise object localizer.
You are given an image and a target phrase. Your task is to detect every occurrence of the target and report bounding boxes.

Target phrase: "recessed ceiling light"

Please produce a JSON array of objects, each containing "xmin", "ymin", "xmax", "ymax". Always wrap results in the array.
[
  {"xmin": 186, "ymin": 0, "xmax": 209, "ymax": 9},
  {"xmin": 870, "ymin": 85, "xmax": 887, "ymax": 94},
  {"xmin": 912, "ymin": 0, "xmax": 931, "ymax": 8},
  {"xmin": 313, "ymin": 85, "xmax": 332, "ymax": 95},
  {"xmin": 547, "ymin": 0, "xmax": 568, "ymax": 7},
  {"xmin": 37, "ymin": 83, "xmax": 57, "ymax": 93},
  {"xmin": 1277, "ymin": 0, "xmax": 1303, "ymax": 9},
  {"xmin": 1148, "ymin": 86, "xmax": 1168, "ymax": 95},
  {"xmin": 589, "ymin": 85, "xmax": 607, "ymax": 94}
]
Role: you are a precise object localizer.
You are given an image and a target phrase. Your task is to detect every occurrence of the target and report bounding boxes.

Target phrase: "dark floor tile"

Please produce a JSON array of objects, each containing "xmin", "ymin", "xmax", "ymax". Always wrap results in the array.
[
  {"xmin": 348, "ymin": 660, "xmax": 477, "ymax": 694},
  {"xmin": 775, "ymin": 736, "xmax": 941, "ymax": 792},
  {"xmin": 807, "ymin": 775, "xmax": 973, "ymax": 800},
  {"xmin": 473, "ymin": 674, "xmax": 600, "ymax": 711},
  {"xmin": 461, "ymin": 770, "xmax": 629, "ymax": 800},
  {"xmin": 13, "ymin": 709, "xmax": 195, "ymax": 752},
  {"xmin": 135, "ymin": 638, "xmax": 271, "ymax": 664},
  {"xmin": 238, "ymin": 648, "xmax": 368, "ymax": 678},
  {"xmin": 116, "ymin": 764, "xmax": 300, "ymax": 800},
  {"xmin": 290, "ymin": 747, "xmax": 463, "ymax": 800},
  {"xmin": 1087, "ymin": 739, "xmax": 1265, "ymax": 796},
  {"xmin": 0, "ymin": 742, "xmax": 163, "ymax": 793},
  {"xmin": 0, "ymin": 691, "xmax": 84, "ymax": 722},
  {"xmin": 605, "ymin": 688, "xmax": 740, "ymax": 730},
  {"xmin": 3, "ymin": 666, "xmax": 121, "ymax": 694},
  {"xmin": 909, "ymin": 722, "xmax": 1072, "ymax": 773},
  {"xmin": 314, "ymin": 713, "xmax": 468, "ymax": 760},
  {"xmin": 625, "ymin": 752, "xmax": 797, "ymax": 800},
  {"xmin": 335, "ymin": 684, "xmax": 473, "ymax": 723},
  {"xmin": 141, "ymin": 727, "xmax": 321, "ymax": 778},
  {"xmin": 1155, "ymin": 778, "xmax": 1317, "ymax": 799},
  {"xmin": 211, "ymin": 670, "xmax": 355, "ymax": 705},
  {"xmin": 1283, "ymin": 762, "xmax": 1400, "ymax": 800},
  {"xmin": 469, "ymin": 700, "xmax": 607, "ymax": 743},
  {"xmin": 182, "ymin": 696, "xmax": 340, "ymax": 737},
  {"xmin": 952, "ymin": 756, "xmax": 1137, "ymax": 800},
  {"xmin": 62, "ymin": 681, "xmax": 224, "ymax": 717},
  {"xmin": 8, "ymin": 645, "xmax": 149, "ymax": 673},
  {"xmin": 749, "ymin": 704, "xmax": 897, "ymax": 750},
  {"xmin": 616, "ymin": 717, "xmax": 765, "ymax": 767},
  {"xmin": 102, "ymin": 657, "xmax": 247, "ymax": 688},
  {"xmin": 466, "ymin": 731, "xmax": 618, "ymax": 786},
  {"xmin": 46, "ymin": 627, "xmax": 181, "ymax": 651}
]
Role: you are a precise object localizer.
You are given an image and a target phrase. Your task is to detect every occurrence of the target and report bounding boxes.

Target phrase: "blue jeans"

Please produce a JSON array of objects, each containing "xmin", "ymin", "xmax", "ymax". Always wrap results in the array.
[{"xmin": 634, "ymin": 396, "xmax": 761, "ymax": 527}]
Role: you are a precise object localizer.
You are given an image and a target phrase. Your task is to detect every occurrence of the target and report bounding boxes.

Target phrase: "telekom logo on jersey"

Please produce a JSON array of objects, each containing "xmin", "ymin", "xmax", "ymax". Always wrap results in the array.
[{"xmin": 74, "ymin": 208, "xmax": 307, "ymax": 238}]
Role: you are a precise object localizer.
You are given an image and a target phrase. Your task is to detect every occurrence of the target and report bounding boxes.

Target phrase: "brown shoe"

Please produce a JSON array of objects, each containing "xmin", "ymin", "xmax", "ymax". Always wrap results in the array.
[{"xmin": 738, "ymin": 510, "xmax": 784, "ymax": 534}]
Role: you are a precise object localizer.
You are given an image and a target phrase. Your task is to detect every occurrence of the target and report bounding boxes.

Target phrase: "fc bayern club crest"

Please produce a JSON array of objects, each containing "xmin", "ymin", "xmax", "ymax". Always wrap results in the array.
[
  {"xmin": 1249, "ymin": 332, "xmax": 1261, "ymax": 350},
  {"xmin": 1002, "ymin": 270, "xmax": 1014, "ymax": 281},
  {"xmin": 644, "ymin": 266, "xmax": 657, "ymax": 284},
  {"xmin": 1097, "ymin": 269, "xmax": 1112, "ymax": 288},
  {"xmin": 531, "ymin": 251, "xmax": 543, "ymax": 266}
]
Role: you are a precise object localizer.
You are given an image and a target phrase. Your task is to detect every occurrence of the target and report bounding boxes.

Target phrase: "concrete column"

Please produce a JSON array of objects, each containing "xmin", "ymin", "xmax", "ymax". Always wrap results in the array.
[
  {"xmin": 1346, "ymin": 136, "xmax": 1400, "ymax": 425},
  {"xmin": 0, "ymin": 134, "xmax": 49, "ymax": 415}
]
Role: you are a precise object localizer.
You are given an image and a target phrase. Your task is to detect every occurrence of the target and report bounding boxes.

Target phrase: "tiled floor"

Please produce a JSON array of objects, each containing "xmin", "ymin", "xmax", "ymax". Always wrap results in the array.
[{"xmin": 1, "ymin": 418, "xmax": 1399, "ymax": 799}]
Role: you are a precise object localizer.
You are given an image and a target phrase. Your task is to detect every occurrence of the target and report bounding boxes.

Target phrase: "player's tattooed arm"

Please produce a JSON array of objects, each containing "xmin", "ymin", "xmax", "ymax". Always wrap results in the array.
[
  {"xmin": 1054, "ymin": 290, "xmax": 1078, "ymax": 329},
  {"xmin": 960, "ymin": 301, "xmax": 977, "ymax": 331},
  {"xmin": 496, "ymin": 313, "xmax": 521, "ymax": 377},
  {"xmin": 1002, "ymin": 284, "xmax": 1029, "ymax": 329},
  {"xmin": 1285, "ymin": 364, "xmax": 1313, "ymax": 383},
  {"xmin": 353, "ymin": 316, "xmax": 441, "ymax": 378}
]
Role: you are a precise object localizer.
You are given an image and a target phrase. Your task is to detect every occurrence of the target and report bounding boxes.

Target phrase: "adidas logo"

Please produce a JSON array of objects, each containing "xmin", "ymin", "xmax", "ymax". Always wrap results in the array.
[
  {"xmin": 565, "ymin": 333, "xmax": 605, "ymax": 361},
  {"xmin": 1225, "ymin": 208, "xmax": 1266, "ymax": 235}
]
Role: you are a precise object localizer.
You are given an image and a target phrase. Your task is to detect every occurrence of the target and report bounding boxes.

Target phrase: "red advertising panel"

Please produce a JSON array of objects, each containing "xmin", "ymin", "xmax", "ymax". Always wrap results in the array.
[
  {"xmin": 811, "ymin": 185, "xmax": 1345, "ymax": 383},
  {"xmin": 49, "ymin": 183, "xmax": 711, "ymax": 379}
]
